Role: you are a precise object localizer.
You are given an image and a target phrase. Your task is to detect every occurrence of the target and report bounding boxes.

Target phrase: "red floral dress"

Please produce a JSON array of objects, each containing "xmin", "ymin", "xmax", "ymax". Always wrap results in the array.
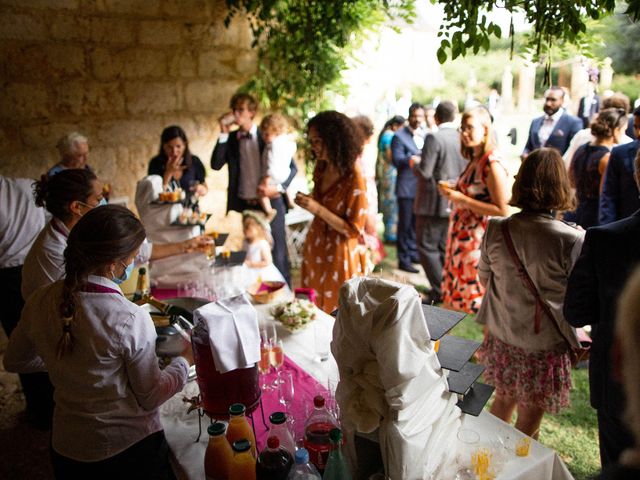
[{"xmin": 441, "ymin": 151, "xmax": 504, "ymax": 314}]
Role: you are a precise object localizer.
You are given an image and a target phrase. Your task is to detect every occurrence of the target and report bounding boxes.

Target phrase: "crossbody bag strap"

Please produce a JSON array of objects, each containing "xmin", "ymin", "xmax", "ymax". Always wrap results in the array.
[{"xmin": 500, "ymin": 219, "xmax": 555, "ymax": 335}]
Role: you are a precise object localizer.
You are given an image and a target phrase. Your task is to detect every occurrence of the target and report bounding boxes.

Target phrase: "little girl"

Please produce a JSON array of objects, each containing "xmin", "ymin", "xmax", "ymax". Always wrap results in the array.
[
  {"xmin": 258, "ymin": 113, "xmax": 297, "ymax": 221},
  {"xmin": 242, "ymin": 210, "xmax": 287, "ymax": 285}
]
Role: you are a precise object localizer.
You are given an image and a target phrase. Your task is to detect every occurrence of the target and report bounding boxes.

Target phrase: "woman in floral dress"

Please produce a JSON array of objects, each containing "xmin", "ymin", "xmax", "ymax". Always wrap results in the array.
[
  {"xmin": 295, "ymin": 111, "xmax": 368, "ymax": 313},
  {"xmin": 438, "ymin": 107, "xmax": 509, "ymax": 314}
]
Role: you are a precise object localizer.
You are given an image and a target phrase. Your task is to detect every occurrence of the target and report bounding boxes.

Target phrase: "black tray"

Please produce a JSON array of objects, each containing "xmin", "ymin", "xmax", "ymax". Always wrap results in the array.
[{"xmin": 214, "ymin": 250, "xmax": 247, "ymax": 267}]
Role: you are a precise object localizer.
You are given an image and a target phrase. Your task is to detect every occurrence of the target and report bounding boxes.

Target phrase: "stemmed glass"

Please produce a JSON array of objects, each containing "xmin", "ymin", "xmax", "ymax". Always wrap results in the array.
[
  {"xmin": 271, "ymin": 339, "xmax": 285, "ymax": 386},
  {"xmin": 278, "ymin": 370, "xmax": 295, "ymax": 434},
  {"xmin": 259, "ymin": 329, "xmax": 273, "ymax": 391}
]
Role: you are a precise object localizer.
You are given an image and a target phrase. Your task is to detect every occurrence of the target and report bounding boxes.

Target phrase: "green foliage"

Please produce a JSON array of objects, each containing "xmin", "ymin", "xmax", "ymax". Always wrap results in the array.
[
  {"xmin": 434, "ymin": 0, "xmax": 616, "ymax": 83},
  {"xmin": 224, "ymin": 0, "xmax": 415, "ymax": 121},
  {"xmin": 610, "ymin": 74, "xmax": 640, "ymax": 103}
]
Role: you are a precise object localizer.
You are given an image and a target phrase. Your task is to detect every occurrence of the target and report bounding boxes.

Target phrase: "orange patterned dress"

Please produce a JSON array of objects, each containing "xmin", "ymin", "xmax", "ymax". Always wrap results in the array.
[
  {"xmin": 441, "ymin": 151, "xmax": 505, "ymax": 314},
  {"xmin": 301, "ymin": 164, "xmax": 368, "ymax": 313}
]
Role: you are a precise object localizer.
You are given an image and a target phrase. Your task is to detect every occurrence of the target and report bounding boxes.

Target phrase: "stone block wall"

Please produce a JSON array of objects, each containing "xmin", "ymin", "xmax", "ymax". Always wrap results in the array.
[{"xmin": 0, "ymin": 0, "xmax": 258, "ymax": 237}]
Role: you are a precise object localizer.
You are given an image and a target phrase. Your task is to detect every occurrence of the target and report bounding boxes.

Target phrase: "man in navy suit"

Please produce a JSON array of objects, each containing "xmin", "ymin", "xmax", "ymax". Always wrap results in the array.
[
  {"xmin": 522, "ymin": 86, "xmax": 583, "ymax": 159},
  {"xmin": 564, "ymin": 164, "xmax": 640, "ymax": 465},
  {"xmin": 211, "ymin": 93, "xmax": 297, "ymax": 285},
  {"xmin": 391, "ymin": 103, "xmax": 426, "ymax": 273},
  {"xmin": 599, "ymin": 106, "xmax": 640, "ymax": 225}
]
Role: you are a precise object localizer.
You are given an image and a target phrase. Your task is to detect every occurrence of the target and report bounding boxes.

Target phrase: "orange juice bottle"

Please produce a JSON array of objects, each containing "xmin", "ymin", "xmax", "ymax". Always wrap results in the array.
[
  {"xmin": 226, "ymin": 403, "xmax": 257, "ymax": 458},
  {"xmin": 229, "ymin": 439, "xmax": 256, "ymax": 480},
  {"xmin": 204, "ymin": 422, "xmax": 233, "ymax": 480}
]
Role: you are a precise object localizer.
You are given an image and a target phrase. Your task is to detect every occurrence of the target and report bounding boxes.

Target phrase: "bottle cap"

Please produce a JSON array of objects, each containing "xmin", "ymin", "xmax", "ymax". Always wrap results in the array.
[
  {"xmin": 232, "ymin": 439, "xmax": 251, "ymax": 453},
  {"xmin": 295, "ymin": 448, "xmax": 310, "ymax": 464},
  {"xmin": 207, "ymin": 422, "xmax": 226, "ymax": 436},
  {"xmin": 313, "ymin": 395, "xmax": 325, "ymax": 408},
  {"xmin": 139, "ymin": 267, "xmax": 146, "ymax": 275},
  {"xmin": 329, "ymin": 428, "xmax": 342, "ymax": 442},
  {"xmin": 269, "ymin": 412, "xmax": 286, "ymax": 425},
  {"xmin": 266, "ymin": 436, "xmax": 280, "ymax": 449},
  {"xmin": 229, "ymin": 403, "xmax": 246, "ymax": 416}
]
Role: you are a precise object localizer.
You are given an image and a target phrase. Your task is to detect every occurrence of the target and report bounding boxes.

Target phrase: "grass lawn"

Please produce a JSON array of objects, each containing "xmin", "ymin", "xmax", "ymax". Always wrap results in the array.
[{"xmin": 375, "ymin": 243, "xmax": 600, "ymax": 479}]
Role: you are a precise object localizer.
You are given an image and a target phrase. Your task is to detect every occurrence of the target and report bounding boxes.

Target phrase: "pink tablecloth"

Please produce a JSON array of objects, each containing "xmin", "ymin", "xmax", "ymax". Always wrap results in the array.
[{"xmin": 150, "ymin": 287, "xmax": 331, "ymax": 450}]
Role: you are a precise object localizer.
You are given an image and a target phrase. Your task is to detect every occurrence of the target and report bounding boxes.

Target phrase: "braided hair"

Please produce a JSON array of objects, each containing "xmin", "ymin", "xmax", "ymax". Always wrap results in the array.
[{"xmin": 57, "ymin": 205, "xmax": 146, "ymax": 358}]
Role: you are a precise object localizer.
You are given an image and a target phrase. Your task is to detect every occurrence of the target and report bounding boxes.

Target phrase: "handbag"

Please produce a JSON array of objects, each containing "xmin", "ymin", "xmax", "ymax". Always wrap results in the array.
[{"xmin": 500, "ymin": 219, "xmax": 590, "ymax": 367}]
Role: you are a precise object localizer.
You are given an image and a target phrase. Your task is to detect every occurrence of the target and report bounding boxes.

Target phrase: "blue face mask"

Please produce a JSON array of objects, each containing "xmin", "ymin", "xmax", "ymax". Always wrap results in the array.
[
  {"xmin": 114, "ymin": 261, "xmax": 134, "ymax": 285},
  {"xmin": 98, "ymin": 198, "xmax": 107, "ymax": 207}
]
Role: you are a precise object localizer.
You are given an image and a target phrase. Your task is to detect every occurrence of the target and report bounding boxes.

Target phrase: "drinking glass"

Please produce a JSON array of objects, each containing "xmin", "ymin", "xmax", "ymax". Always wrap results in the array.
[
  {"xmin": 271, "ymin": 339, "xmax": 285, "ymax": 380},
  {"xmin": 278, "ymin": 370, "xmax": 296, "ymax": 434},
  {"xmin": 259, "ymin": 329, "xmax": 273, "ymax": 391}
]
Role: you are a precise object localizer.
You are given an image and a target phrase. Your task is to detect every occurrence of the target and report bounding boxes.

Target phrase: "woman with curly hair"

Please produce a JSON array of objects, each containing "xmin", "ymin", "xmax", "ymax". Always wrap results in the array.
[{"xmin": 295, "ymin": 111, "xmax": 368, "ymax": 312}]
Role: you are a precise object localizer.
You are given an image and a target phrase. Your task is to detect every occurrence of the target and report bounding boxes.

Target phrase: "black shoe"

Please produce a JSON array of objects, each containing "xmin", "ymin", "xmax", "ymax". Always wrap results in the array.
[
  {"xmin": 399, "ymin": 263, "xmax": 419, "ymax": 274},
  {"xmin": 411, "ymin": 257, "xmax": 420, "ymax": 264},
  {"xmin": 421, "ymin": 290, "xmax": 442, "ymax": 305}
]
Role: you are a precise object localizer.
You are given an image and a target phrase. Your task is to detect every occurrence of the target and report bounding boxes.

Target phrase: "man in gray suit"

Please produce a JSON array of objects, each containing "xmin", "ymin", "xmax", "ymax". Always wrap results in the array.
[{"xmin": 413, "ymin": 101, "xmax": 466, "ymax": 304}]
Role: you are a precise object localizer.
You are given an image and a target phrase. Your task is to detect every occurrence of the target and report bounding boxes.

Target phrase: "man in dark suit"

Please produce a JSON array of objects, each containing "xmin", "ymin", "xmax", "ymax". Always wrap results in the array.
[
  {"xmin": 564, "ymin": 163, "xmax": 640, "ymax": 466},
  {"xmin": 522, "ymin": 86, "xmax": 583, "ymax": 159},
  {"xmin": 577, "ymin": 82, "xmax": 600, "ymax": 128},
  {"xmin": 391, "ymin": 102, "xmax": 426, "ymax": 273},
  {"xmin": 412, "ymin": 101, "xmax": 466, "ymax": 304},
  {"xmin": 599, "ymin": 107, "xmax": 640, "ymax": 225},
  {"xmin": 211, "ymin": 93, "xmax": 297, "ymax": 285}
]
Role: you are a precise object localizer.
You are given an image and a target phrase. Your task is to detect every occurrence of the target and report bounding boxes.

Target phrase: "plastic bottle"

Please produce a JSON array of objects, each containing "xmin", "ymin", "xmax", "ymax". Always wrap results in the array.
[
  {"xmin": 268, "ymin": 412, "xmax": 296, "ymax": 456},
  {"xmin": 303, "ymin": 395, "xmax": 339, "ymax": 472},
  {"xmin": 286, "ymin": 448, "xmax": 321, "ymax": 480},
  {"xmin": 229, "ymin": 439, "xmax": 256, "ymax": 480},
  {"xmin": 255, "ymin": 435, "xmax": 293, "ymax": 480},
  {"xmin": 204, "ymin": 422, "xmax": 233, "ymax": 480},
  {"xmin": 323, "ymin": 428, "xmax": 352, "ymax": 480},
  {"xmin": 226, "ymin": 403, "xmax": 257, "ymax": 458}
]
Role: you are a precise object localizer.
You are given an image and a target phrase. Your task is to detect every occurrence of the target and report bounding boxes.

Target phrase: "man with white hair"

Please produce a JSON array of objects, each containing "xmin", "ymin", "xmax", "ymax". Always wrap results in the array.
[{"xmin": 47, "ymin": 132, "xmax": 91, "ymax": 177}]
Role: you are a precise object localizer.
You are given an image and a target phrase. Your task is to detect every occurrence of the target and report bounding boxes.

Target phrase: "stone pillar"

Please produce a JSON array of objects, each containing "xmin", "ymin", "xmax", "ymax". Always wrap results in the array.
[
  {"xmin": 600, "ymin": 57, "xmax": 614, "ymax": 91},
  {"xmin": 517, "ymin": 57, "xmax": 536, "ymax": 113},
  {"xmin": 570, "ymin": 55, "xmax": 589, "ymax": 107},
  {"xmin": 501, "ymin": 65, "xmax": 514, "ymax": 112}
]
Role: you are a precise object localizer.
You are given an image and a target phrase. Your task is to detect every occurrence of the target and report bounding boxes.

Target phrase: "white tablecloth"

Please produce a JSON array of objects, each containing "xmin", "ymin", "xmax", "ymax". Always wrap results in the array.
[{"xmin": 160, "ymin": 300, "xmax": 573, "ymax": 480}]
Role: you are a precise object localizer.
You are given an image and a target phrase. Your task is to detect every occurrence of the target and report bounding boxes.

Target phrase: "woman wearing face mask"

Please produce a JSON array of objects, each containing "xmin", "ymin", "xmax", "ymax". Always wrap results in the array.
[
  {"xmin": 148, "ymin": 125, "xmax": 208, "ymax": 196},
  {"xmin": 4, "ymin": 205, "xmax": 193, "ymax": 478},
  {"xmin": 23, "ymin": 169, "xmax": 212, "ymax": 301},
  {"xmin": 22, "ymin": 169, "xmax": 105, "ymax": 300}
]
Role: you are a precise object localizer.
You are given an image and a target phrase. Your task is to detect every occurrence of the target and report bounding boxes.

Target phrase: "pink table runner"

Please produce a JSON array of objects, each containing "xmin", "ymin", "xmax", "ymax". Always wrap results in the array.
[{"xmin": 151, "ymin": 287, "xmax": 330, "ymax": 450}]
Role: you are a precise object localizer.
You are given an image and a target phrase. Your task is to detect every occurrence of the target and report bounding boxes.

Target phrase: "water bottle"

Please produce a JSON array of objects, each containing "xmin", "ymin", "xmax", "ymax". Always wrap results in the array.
[
  {"xmin": 286, "ymin": 448, "xmax": 321, "ymax": 480},
  {"xmin": 323, "ymin": 428, "xmax": 352, "ymax": 480}
]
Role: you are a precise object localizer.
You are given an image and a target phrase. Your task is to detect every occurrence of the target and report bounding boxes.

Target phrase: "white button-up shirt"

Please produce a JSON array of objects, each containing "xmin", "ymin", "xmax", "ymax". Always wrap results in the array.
[
  {"xmin": 4, "ymin": 275, "xmax": 189, "ymax": 462},
  {"xmin": 0, "ymin": 176, "xmax": 45, "ymax": 269},
  {"xmin": 21, "ymin": 218, "xmax": 69, "ymax": 300},
  {"xmin": 538, "ymin": 108, "xmax": 564, "ymax": 147}
]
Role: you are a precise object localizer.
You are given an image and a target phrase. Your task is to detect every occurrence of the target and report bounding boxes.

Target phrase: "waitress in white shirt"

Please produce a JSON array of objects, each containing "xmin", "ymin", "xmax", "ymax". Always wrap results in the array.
[
  {"xmin": 4, "ymin": 205, "xmax": 193, "ymax": 478},
  {"xmin": 22, "ymin": 169, "xmax": 104, "ymax": 300}
]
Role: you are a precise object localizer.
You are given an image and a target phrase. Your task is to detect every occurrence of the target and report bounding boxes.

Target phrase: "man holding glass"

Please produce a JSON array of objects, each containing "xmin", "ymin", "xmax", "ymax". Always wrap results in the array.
[{"xmin": 413, "ymin": 101, "xmax": 466, "ymax": 304}]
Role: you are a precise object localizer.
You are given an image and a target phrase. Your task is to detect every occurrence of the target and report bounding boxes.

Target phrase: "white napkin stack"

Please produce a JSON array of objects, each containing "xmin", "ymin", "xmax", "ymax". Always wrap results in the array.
[{"xmin": 192, "ymin": 294, "xmax": 260, "ymax": 373}]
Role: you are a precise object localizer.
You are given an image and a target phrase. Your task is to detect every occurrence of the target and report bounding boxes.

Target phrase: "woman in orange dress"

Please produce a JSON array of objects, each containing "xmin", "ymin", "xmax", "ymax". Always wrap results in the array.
[
  {"xmin": 295, "ymin": 111, "xmax": 368, "ymax": 313},
  {"xmin": 438, "ymin": 107, "xmax": 509, "ymax": 314}
]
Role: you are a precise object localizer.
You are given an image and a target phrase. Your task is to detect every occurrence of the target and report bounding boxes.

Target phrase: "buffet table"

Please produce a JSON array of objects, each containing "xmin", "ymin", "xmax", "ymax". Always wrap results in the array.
[{"xmin": 157, "ymin": 293, "xmax": 573, "ymax": 480}]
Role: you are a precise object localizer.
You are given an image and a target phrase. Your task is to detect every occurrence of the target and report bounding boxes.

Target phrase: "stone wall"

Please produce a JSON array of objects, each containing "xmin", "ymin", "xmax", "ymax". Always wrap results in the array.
[{"xmin": 0, "ymin": 0, "xmax": 258, "ymax": 237}]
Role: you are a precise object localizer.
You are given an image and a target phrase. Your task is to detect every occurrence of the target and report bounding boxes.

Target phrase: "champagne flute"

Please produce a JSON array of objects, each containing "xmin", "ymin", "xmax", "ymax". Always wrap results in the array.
[
  {"xmin": 259, "ymin": 329, "xmax": 273, "ymax": 391},
  {"xmin": 278, "ymin": 370, "xmax": 296, "ymax": 434},
  {"xmin": 271, "ymin": 339, "xmax": 285, "ymax": 377}
]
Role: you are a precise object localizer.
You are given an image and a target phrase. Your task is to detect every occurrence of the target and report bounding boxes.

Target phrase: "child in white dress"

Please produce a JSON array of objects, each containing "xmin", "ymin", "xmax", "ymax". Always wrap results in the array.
[
  {"xmin": 258, "ymin": 113, "xmax": 297, "ymax": 221},
  {"xmin": 242, "ymin": 210, "xmax": 287, "ymax": 285}
]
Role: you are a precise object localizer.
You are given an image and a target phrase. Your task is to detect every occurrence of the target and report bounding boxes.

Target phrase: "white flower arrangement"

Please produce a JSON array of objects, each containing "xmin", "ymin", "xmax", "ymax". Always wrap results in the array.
[{"xmin": 271, "ymin": 298, "xmax": 317, "ymax": 331}]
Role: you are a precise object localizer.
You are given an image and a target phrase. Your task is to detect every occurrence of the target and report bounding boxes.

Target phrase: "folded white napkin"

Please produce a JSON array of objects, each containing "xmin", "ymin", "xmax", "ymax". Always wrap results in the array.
[{"xmin": 192, "ymin": 294, "xmax": 260, "ymax": 373}]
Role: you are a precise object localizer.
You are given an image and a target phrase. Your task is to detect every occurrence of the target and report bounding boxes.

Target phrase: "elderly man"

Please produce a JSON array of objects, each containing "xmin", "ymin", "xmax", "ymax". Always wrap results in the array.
[
  {"xmin": 564, "ymin": 152, "xmax": 640, "ymax": 467},
  {"xmin": 522, "ymin": 86, "xmax": 582, "ymax": 160},
  {"xmin": 47, "ymin": 132, "xmax": 91, "ymax": 177}
]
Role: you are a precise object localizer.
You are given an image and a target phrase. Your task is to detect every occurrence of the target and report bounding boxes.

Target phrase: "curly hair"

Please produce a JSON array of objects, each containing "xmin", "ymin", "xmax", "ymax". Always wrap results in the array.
[
  {"xmin": 307, "ymin": 111, "xmax": 362, "ymax": 176},
  {"xmin": 33, "ymin": 168, "xmax": 97, "ymax": 222}
]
